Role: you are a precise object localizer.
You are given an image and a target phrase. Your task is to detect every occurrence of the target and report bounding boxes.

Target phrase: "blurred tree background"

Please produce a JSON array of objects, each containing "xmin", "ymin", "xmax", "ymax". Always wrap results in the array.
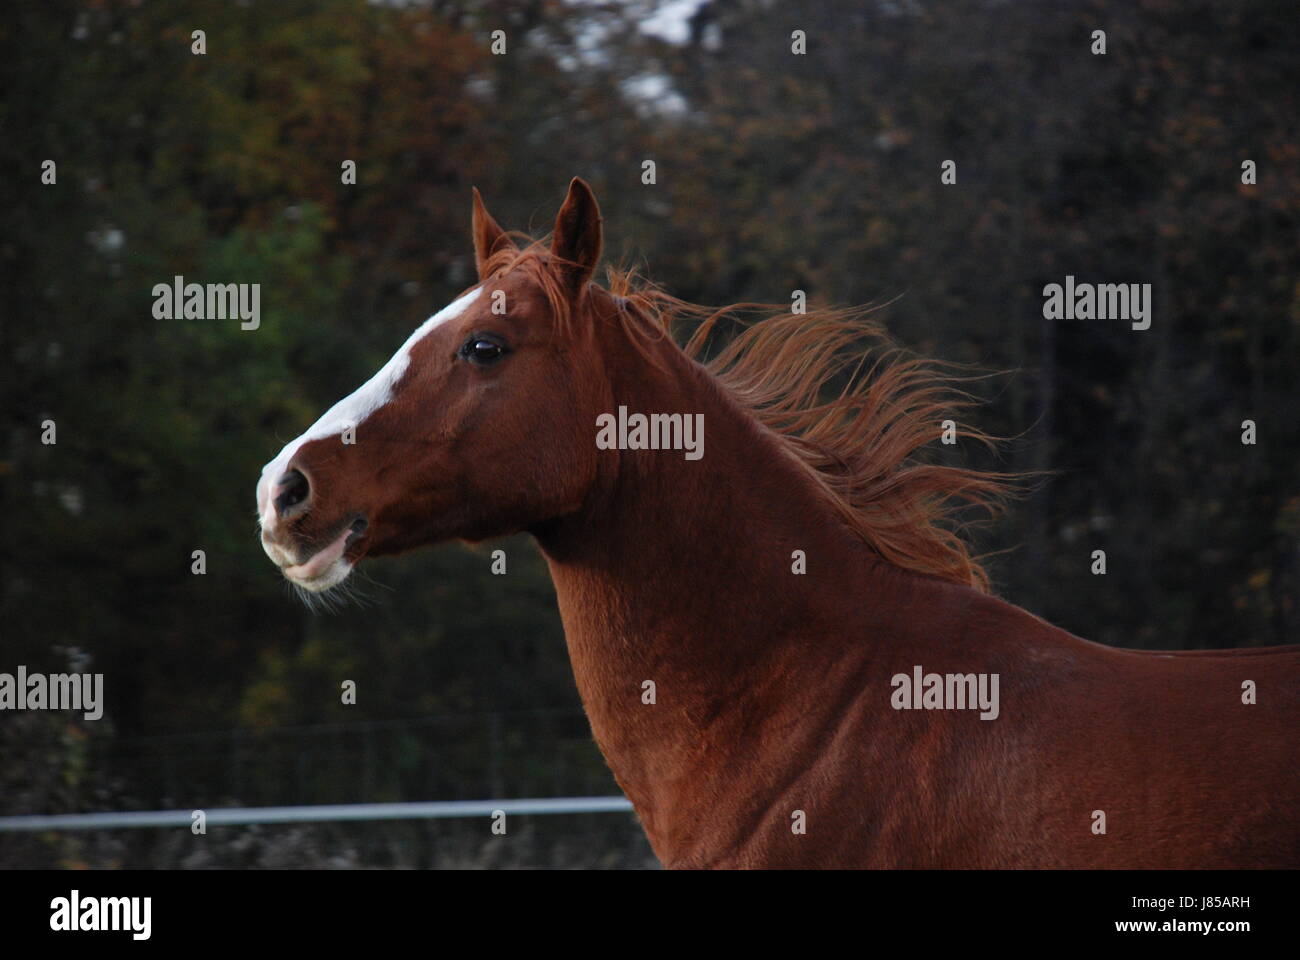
[{"xmin": 1, "ymin": 0, "xmax": 1296, "ymax": 867}]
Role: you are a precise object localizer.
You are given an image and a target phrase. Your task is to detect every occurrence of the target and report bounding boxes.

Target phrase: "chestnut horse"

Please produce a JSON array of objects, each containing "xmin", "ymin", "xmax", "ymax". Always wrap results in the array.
[{"xmin": 257, "ymin": 179, "xmax": 1298, "ymax": 868}]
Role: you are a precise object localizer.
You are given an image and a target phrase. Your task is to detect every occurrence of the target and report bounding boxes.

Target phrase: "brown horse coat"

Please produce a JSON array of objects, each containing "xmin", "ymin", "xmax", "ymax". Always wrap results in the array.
[{"xmin": 259, "ymin": 179, "xmax": 1299, "ymax": 868}]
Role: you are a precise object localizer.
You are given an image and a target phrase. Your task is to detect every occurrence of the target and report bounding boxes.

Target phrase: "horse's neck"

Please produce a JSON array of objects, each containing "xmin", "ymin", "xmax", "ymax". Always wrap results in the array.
[{"xmin": 535, "ymin": 344, "xmax": 900, "ymax": 845}]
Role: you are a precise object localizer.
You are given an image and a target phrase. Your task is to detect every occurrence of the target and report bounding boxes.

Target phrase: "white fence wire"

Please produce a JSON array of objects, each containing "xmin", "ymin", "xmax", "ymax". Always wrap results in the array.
[{"xmin": 0, "ymin": 796, "xmax": 634, "ymax": 832}]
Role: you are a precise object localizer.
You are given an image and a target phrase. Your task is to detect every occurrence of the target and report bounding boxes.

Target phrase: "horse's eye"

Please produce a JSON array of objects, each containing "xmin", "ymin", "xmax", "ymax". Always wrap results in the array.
[{"xmin": 462, "ymin": 336, "xmax": 508, "ymax": 366}]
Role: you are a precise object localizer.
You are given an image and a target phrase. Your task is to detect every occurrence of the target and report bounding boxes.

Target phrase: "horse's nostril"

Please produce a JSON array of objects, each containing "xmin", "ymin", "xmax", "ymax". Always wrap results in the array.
[{"xmin": 274, "ymin": 469, "xmax": 311, "ymax": 518}]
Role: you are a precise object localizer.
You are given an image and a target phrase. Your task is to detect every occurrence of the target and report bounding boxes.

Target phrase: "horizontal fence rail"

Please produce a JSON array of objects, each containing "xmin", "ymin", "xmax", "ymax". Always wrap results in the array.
[{"xmin": 0, "ymin": 797, "xmax": 635, "ymax": 833}]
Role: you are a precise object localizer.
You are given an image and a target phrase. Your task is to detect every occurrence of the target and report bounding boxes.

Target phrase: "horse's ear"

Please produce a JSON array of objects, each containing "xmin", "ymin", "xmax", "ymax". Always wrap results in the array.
[
  {"xmin": 550, "ymin": 177, "xmax": 602, "ymax": 292},
  {"xmin": 472, "ymin": 186, "xmax": 514, "ymax": 279}
]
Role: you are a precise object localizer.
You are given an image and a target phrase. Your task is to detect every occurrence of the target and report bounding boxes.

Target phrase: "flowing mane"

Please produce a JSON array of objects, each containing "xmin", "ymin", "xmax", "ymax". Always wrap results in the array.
[
  {"xmin": 481, "ymin": 238, "xmax": 1019, "ymax": 592},
  {"xmin": 260, "ymin": 178, "xmax": 1300, "ymax": 869}
]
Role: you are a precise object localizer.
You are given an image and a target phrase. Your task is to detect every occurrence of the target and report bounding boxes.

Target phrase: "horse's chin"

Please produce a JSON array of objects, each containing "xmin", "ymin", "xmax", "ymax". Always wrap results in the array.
[
  {"xmin": 275, "ymin": 517, "xmax": 367, "ymax": 593},
  {"xmin": 283, "ymin": 557, "xmax": 354, "ymax": 593}
]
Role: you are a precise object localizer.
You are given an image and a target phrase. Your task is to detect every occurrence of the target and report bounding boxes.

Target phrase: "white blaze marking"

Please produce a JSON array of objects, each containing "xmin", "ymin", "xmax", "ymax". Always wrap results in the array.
[{"xmin": 258, "ymin": 286, "xmax": 483, "ymax": 526}]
